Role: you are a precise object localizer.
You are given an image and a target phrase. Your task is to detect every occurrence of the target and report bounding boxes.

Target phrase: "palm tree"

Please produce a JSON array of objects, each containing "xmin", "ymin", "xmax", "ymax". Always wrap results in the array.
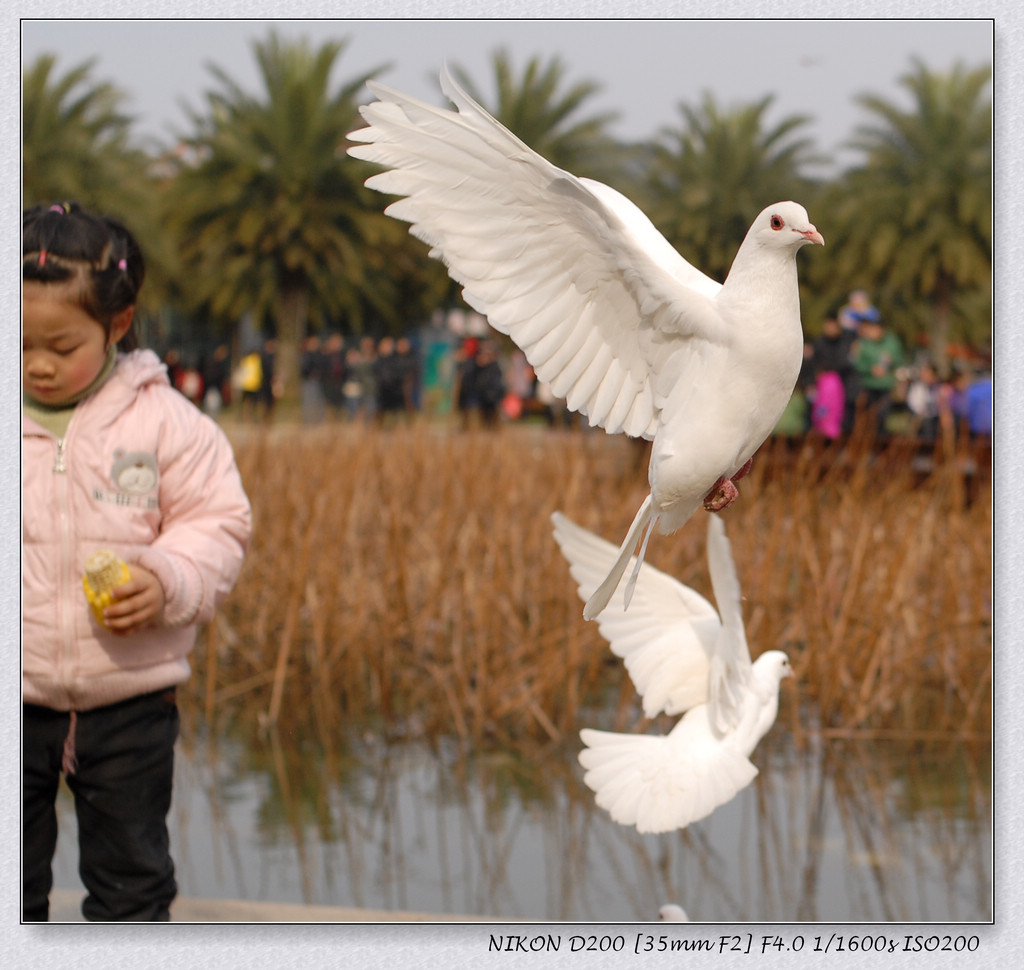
[
  {"xmin": 642, "ymin": 92, "xmax": 824, "ymax": 288},
  {"xmin": 22, "ymin": 55, "xmax": 151, "ymax": 212},
  {"xmin": 829, "ymin": 59, "xmax": 991, "ymax": 372},
  {"xmin": 163, "ymin": 33, "xmax": 393, "ymax": 399},
  {"xmin": 21, "ymin": 55, "xmax": 172, "ymax": 307},
  {"xmin": 449, "ymin": 49, "xmax": 624, "ymax": 183}
]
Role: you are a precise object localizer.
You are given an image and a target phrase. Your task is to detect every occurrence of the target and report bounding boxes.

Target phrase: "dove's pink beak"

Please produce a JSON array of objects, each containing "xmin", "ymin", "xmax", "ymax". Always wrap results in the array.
[{"xmin": 801, "ymin": 226, "xmax": 825, "ymax": 246}]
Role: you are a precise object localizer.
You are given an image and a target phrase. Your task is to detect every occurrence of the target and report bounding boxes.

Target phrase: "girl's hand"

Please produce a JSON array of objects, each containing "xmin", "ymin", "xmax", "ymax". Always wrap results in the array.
[{"xmin": 103, "ymin": 564, "xmax": 166, "ymax": 634}]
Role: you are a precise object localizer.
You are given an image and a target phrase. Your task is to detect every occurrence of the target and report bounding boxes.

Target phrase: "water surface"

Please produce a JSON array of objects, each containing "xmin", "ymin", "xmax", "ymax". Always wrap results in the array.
[{"xmin": 52, "ymin": 722, "xmax": 990, "ymax": 922}]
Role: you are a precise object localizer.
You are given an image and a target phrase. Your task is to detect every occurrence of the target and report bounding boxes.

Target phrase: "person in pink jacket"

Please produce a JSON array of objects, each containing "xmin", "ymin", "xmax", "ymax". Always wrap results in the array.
[{"xmin": 22, "ymin": 202, "xmax": 252, "ymax": 921}]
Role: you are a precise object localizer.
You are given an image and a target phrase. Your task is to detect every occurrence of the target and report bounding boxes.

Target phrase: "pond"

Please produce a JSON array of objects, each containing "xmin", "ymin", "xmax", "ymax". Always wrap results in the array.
[{"xmin": 50, "ymin": 715, "xmax": 991, "ymax": 923}]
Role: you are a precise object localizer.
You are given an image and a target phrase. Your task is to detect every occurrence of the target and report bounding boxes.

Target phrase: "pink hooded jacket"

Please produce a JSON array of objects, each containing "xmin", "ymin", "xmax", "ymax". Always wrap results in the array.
[{"xmin": 23, "ymin": 349, "xmax": 252, "ymax": 711}]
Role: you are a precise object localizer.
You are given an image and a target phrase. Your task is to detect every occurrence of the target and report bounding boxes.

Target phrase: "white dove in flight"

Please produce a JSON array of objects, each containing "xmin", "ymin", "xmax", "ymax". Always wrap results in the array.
[
  {"xmin": 552, "ymin": 510, "xmax": 792, "ymax": 835},
  {"xmin": 348, "ymin": 67, "xmax": 823, "ymax": 618}
]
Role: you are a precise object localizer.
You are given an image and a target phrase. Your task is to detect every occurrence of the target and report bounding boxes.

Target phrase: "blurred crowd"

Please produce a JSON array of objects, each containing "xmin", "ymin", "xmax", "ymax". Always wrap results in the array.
[
  {"xmin": 161, "ymin": 329, "xmax": 518, "ymax": 429},
  {"xmin": 159, "ymin": 291, "xmax": 991, "ymax": 449},
  {"xmin": 776, "ymin": 290, "xmax": 992, "ymax": 447}
]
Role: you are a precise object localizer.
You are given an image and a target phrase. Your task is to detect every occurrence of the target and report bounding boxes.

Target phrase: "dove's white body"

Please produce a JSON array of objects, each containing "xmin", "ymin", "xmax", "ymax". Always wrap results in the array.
[
  {"xmin": 553, "ymin": 512, "xmax": 791, "ymax": 835},
  {"xmin": 349, "ymin": 68, "xmax": 821, "ymax": 618}
]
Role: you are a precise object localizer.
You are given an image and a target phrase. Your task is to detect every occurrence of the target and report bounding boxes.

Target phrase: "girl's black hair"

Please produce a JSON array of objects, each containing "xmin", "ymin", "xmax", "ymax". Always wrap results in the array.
[{"xmin": 23, "ymin": 202, "xmax": 146, "ymax": 352}]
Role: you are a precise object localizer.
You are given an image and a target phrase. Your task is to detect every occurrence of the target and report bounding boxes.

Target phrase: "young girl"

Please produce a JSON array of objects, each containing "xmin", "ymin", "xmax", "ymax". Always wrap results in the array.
[{"xmin": 22, "ymin": 202, "xmax": 252, "ymax": 921}]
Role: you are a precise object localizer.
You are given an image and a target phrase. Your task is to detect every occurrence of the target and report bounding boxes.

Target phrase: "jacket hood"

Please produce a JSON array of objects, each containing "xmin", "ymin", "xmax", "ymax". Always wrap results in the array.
[
  {"xmin": 109, "ymin": 348, "xmax": 171, "ymax": 393},
  {"xmin": 87, "ymin": 349, "xmax": 172, "ymax": 431}
]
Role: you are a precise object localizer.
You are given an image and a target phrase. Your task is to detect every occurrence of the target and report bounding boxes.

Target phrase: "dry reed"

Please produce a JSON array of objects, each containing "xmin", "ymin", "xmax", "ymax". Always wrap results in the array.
[{"xmin": 190, "ymin": 418, "xmax": 991, "ymax": 747}]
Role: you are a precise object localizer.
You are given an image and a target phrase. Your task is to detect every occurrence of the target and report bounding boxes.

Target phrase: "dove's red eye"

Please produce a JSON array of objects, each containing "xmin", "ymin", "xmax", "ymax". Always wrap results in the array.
[{"xmin": 770, "ymin": 215, "xmax": 785, "ymax": 231}]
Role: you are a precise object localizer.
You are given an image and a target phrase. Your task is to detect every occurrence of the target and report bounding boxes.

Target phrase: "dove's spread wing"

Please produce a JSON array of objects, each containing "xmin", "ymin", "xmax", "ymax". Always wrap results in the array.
[
  {"xmin": 705, "ymin": 516, "xmax": 754, "ymax": 736},
  {"xmin": 552, "ymin": 512, "xmax": 720, "ymax": 717},
  {"xmin": 348, "ymin": 66, "xmax": 731, "ymax": 439},
  {"xmin": 579, "ymin": 710, "xmax": 759, "ymax": 834}
]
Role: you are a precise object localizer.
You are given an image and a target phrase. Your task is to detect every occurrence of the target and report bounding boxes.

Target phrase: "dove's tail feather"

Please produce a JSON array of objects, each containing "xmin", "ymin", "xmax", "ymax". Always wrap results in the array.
[
  {"xmin": 624, "ymin": 508, "xmax": 660, "ymax": 609},
  {"xmin": 583, "ymin": 494, "xmax": 656, "ymax": 620},
  {"xmin": 578, "ymin": 724, "xmax": 758, "ymax": 834},
  {"xmin": 578, "ymin": 727, "xmax": 680, "ymax": 833}
]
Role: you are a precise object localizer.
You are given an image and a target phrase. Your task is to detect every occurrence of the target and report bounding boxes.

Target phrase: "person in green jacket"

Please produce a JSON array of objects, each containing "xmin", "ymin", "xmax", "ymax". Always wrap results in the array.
[{"xmin": 852, "ymin": 315, "xmax": 904, "ymax": 435}]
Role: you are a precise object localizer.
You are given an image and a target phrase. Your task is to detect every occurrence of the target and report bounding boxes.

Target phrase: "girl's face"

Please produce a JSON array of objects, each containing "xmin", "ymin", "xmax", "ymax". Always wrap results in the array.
[{"xmin": 22, "ymin": 283, "xmax": 128, "ymax": 405}]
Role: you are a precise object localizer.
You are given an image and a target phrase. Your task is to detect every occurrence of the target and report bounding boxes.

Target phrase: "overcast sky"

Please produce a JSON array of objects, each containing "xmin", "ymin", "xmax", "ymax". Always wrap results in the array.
[{"xmin": 21, "ymin": 18, "xmax": 992, "ymax": 172}]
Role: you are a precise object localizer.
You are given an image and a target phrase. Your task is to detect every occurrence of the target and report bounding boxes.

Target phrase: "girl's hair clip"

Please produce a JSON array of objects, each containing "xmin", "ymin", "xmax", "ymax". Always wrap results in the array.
[
  {"xmin": 38, "ymin": 250, "xmax": 48, "ymax": 267},
  {"xmin": 49, "ymin": 202, "xmax": 70, "ymax": 214},
  {"xmin": 117, "ymin": 258, "xmax": 127, "ymax": 271}
]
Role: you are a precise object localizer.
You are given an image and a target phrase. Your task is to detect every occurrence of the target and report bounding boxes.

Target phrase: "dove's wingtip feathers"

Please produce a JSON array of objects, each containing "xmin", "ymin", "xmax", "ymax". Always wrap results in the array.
[{"xmin": 554, "ymin": 510, "xmax": 722, "ymax": 718}]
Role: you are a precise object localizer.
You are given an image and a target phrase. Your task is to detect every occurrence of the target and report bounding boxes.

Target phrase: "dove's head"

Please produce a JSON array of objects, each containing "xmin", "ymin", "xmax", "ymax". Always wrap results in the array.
[
  {"xmin": 754, "ymin": 649, "xmax": 793, "ymax": 686},
  {"xmin": 752, "ymin": 202, "xmax": 824, "ymax": 250},
  {"xmin": 659, "ymin": 904, "xmax": 690, "ymax": 922}
]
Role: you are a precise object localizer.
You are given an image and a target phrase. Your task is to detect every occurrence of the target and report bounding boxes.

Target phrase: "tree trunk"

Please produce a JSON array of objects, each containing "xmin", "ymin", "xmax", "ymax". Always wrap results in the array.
[
  {"xmin": 929, "ymin": 273, "xmax": 954, "ymax": 377},
  {"xmin": 274, "ymin": 286, "xmax": 310, "ymax": 404}
]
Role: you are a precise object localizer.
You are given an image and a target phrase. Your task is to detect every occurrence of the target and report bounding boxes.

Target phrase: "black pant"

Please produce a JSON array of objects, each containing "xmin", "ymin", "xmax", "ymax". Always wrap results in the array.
[{"xmin": 23, "ymin": 688, "xmax": 179, "ymax": 922}]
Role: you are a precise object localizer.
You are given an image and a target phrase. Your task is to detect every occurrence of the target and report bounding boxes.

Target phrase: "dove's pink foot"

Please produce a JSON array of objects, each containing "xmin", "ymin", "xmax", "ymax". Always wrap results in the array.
[
  {"xmin": 703, "ymin": 478, "xmax": 739, "ymax": 512},
  {"xmin": 702, "ymin": 459, "xmax": 753, "ymax": 512}
]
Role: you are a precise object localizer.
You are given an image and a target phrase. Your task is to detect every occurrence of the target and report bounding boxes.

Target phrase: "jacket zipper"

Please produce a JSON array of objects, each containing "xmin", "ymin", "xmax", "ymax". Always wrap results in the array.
[{"xmin": 54, "ymin": 435, "xmax": 75, "ymax": 703}]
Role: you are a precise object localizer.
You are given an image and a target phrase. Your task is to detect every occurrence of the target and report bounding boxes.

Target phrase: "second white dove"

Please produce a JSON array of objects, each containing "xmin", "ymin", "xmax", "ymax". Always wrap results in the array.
[{"xmin": 553, "ymin": 511, "xmax": 792, "ymax": 835}]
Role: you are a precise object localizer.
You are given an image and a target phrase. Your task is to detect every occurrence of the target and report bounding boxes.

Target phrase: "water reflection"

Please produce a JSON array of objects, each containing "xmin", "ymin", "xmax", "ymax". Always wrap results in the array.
[{"xmin": 53, "ymin": 722, "xmax": 990, "ymax": 922}]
